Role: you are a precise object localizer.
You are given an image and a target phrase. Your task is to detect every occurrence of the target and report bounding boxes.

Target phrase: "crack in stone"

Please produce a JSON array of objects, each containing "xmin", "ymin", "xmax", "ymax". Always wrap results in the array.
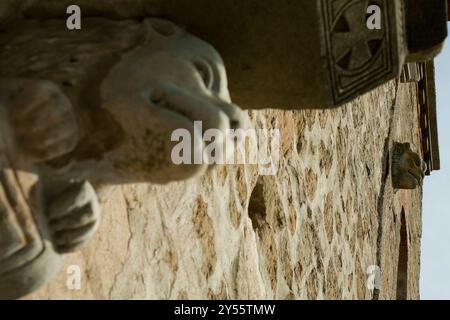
[
  {"xmin": 108, "ymin": 189, "xmax": 133, "ymax": 299},
  {"xmin": 156, "ymin": 198, "xmax": 178, "ymax": 299}
]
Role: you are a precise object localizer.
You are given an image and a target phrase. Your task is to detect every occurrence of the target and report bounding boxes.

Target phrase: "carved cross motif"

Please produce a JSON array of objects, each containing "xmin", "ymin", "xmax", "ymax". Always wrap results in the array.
[{"xmin": 331, "ymin": 0, "xmax": 384, "ymax": 72}]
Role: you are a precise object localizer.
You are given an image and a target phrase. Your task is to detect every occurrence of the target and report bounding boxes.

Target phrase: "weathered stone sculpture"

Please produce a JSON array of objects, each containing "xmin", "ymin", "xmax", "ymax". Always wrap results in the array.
[
  {"xmin": 0, "ymin": 17, "xmax": 248, "ymax": 184},
  {"xmin": 0, "ymin": 167, "xmax": 60, "ymax": 300},
  {"xmin": 1, "ymin": 78, "xmax": 101, "ymax": 247},
  {"xmin": 0, "ymin": 170, "xmax": 99, "ymax": 299},
  {"xmin": 392, "ymin": 143, "xmax": 427, "ymax": 190},
  {"xmin": 0, "ymin": 17, "xmax": 248, "ymax": 299},
  {"xmin": 0, "ymin": 78, "xmax": 101, "ymax": 299}
]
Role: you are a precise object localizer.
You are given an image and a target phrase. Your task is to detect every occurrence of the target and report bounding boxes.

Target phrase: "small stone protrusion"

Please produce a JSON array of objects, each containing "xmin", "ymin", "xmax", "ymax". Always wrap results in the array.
[{"xmin": 392, "ymin": 142, "xmax": 427, "ymax": 190}]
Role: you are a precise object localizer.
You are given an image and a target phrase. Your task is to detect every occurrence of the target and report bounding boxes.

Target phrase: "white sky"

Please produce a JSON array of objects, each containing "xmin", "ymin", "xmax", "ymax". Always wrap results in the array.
[{"xmin": 420, "ymin": 22, "xmax": 450, "ymax": 300}]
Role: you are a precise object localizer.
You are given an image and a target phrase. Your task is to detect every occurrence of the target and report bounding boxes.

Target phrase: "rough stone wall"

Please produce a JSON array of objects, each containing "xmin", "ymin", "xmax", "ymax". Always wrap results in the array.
[{"xmin": 23, "ymin": 80, "xmax": 423, "ymax": 300}]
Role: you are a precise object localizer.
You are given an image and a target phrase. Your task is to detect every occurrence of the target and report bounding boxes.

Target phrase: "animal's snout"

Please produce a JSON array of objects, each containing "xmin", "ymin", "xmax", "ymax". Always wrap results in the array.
[
  {"xmin": 217, "ymin": 101, "xmax": 250, "ymax": 131},
  {"xmin": 148, "ymin": 84, "xmax": 249, "ymax": 134}
]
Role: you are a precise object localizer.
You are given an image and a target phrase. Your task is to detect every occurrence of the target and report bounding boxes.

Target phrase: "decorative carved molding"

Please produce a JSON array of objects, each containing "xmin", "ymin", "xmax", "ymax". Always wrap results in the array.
[
  {"xmin": 320, "ymin": 0, "xmax": 404, "ymax": 105},
  {"xmin": 417, "ymin": 60, "xmax": 440, "ymax": 174},
  {"xmin": 400, "ymin": 63, "xmax": 423, "ymax": 83}
]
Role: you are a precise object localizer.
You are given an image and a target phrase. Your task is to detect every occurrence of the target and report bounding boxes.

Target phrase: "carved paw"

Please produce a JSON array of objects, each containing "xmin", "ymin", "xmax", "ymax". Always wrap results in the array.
[
  {"xmin": 46, "ymin": 181, "xmax": 100, "ymax": 254},
  {"xmin": 6, "ymin": 79, "xmax": 79, "ymax": 162}
]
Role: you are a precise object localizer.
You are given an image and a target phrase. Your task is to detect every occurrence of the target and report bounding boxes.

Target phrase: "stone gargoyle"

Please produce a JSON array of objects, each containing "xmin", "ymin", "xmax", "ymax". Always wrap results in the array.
[
  {"xmin": 0, "ymin": 17, "xmax": 249, "ymax": 299},
  {"xmin": 392, "ymin": 142, "xmax": 427, "ymax": 190}
]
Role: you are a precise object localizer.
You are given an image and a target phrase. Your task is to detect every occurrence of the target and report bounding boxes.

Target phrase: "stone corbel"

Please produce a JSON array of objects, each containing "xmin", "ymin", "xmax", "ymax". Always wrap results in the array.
[
  {"xmin": 392, "ymin": 142, "xmax": 427, "ymax": 190},
  {"xmin": 0, "ymin": 17, "xmax": 249, "ymax": 299}
]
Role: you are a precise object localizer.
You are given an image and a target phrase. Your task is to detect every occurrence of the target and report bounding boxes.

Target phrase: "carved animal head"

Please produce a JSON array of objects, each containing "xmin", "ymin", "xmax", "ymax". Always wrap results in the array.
[
  {"xmin": 100, "ymin": 18, "xmax": 249, "ymax": 184},
  {"xmin": 392, "ymin": 142, "xmax": 427, "ymax": 189},
  {"xmin": 0, "ymin": 18, "xmax": 249, "ymax": 184}
]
